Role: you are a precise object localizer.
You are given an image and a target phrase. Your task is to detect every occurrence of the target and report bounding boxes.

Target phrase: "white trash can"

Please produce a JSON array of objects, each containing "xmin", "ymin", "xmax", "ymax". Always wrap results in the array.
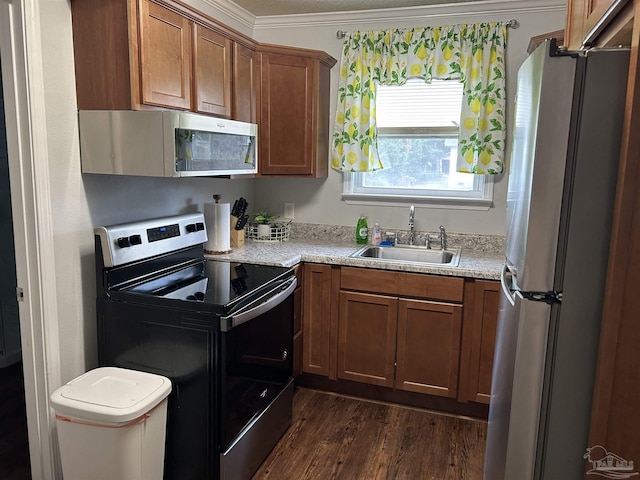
[{"xmin": 50, "ymin": 367, "xmax": 172, "ymax": 480}]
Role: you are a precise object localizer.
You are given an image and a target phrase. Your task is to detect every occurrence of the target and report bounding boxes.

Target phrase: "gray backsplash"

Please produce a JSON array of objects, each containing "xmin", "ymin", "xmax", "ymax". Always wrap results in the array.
[{"xmin": 290, "ymin": 222, "xmax": 504, "ymax": 253}]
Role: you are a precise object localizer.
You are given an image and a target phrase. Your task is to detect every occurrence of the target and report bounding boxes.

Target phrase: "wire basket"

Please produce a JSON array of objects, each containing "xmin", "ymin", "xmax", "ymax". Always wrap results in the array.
[{"xmin": 245, "ymin": 221, "xmax": 291, "ymax": 242}]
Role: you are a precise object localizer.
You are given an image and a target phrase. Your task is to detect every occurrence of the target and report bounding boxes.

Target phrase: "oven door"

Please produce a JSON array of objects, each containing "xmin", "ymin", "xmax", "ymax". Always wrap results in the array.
[{"xmin": 219, "ymin": 276, "xmax": 296, "ymax": 479}]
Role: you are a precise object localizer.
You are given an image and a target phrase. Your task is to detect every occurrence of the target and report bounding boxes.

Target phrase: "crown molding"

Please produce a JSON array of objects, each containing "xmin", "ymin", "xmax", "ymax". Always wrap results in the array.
[
  {"xmin": 252, "ymin": 0, "xmax": 566, "ymax": 29},
  {"xmin": 198, "ymin": 0, "xmax": 566, "ymax": 32},
  {"xmin": 199, "ymin": 0, "xmax": 256, "ymax": 30}
]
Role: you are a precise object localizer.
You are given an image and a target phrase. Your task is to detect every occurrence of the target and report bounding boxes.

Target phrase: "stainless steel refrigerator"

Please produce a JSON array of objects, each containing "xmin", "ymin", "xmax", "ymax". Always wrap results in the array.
[{"xmin": 484, "ymin": 40, "xmax": 629, "ymax": 480}]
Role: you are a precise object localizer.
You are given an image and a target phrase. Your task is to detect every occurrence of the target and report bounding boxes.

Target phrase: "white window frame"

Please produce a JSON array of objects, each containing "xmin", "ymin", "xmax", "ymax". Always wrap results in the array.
[{"xmin": 341, "ymin": 81, "xmax": 494, "ymax": 210}]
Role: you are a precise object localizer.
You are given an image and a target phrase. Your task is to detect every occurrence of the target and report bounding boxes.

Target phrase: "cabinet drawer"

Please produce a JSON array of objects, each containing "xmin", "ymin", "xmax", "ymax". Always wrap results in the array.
[{"xmin": 340, "ymin": 267, "xmax": 464, "ymax": 302}]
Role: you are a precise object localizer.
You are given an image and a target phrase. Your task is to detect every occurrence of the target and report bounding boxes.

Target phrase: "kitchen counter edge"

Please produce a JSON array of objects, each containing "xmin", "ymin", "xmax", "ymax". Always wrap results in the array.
[{"xmin": 206, "ymin": 240, "xmax": 503, "ymax": 281}]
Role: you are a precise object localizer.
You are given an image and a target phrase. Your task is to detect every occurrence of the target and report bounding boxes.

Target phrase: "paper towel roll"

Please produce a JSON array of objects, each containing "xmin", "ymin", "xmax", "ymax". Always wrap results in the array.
[{"xmin": 204, "ymin": 202, "xmax": 231, "ymax": 254}]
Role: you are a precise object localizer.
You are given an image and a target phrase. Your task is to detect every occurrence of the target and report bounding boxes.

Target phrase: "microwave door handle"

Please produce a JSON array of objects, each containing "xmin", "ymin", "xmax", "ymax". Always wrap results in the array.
[{"xmin": 220, "ymin": 277, "xmax": 297, "ymax": 332}]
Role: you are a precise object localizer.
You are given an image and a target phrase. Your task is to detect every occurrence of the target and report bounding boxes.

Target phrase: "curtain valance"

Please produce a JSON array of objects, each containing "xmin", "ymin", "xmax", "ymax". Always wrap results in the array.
[{"xmin": 332, "ymin": 22, "xmax": 507, "ymax": 174}]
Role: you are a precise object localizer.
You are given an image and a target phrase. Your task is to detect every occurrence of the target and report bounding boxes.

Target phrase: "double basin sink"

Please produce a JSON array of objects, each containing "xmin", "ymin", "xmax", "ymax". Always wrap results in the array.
[{"xmin": 350, "ymin": 244, "xmax": 461, "ymax": 267}]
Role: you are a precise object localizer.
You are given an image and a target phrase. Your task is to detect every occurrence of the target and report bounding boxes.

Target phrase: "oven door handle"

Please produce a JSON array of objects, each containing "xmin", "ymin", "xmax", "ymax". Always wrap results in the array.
[{"xmin": 220, "ymin": 276, "xmax": 297, "ymax": 332}]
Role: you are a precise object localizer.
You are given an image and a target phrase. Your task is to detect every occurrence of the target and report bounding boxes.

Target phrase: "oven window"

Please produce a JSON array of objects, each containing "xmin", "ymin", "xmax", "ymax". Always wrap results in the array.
[{"xmin": 221, "ymin": 289, "xmax": 293, "ymax": 447}]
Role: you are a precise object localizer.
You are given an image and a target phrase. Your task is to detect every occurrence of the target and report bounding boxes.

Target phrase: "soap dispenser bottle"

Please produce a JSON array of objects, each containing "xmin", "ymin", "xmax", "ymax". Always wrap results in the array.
[
  {"xmin": 372, "ymin": 220, "xmax": 382, "ymax": 245},
  {"xmin": 356, "ymin": 214, "xmax": 369, "ymax": 244}
]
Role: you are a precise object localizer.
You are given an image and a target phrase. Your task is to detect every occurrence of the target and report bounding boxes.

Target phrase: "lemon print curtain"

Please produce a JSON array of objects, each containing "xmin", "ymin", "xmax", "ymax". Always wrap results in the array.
[{"xmin": 332, "ymin": 23, "xmax": 507, "ymax": 174}]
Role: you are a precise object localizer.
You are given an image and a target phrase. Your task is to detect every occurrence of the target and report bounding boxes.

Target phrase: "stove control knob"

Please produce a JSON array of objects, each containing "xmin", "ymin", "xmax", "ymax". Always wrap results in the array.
[
  {"xmin": 117, "ymin": 237, "xmax": 131, "ymax": 248},
  {"xmin": 129, "ymin": 234, "xmax": 142, "ymax": 246},
  {"xmin": 196, "ymin": 222, "xmax": 205, "ymax": 231},
  {"xmin": 186, "ymin": 223, "xmax": 197, "ymax": 233}
]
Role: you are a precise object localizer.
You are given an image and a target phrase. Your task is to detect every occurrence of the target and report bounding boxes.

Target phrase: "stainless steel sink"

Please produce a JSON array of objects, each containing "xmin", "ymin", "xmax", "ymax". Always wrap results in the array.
[{"xmin": 350, "ymin": 244, "xmax": 461, "ymax": 267}]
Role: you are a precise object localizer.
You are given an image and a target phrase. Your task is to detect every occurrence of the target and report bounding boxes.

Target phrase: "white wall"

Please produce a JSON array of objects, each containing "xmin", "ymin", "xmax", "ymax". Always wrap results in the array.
[
  {"xmin": 251, "ymin": 4, "xmax": 566, "ymax": 235},
  {"xmin": 37, "ymin": 0, "xmax": 255, "ymax": 382}
]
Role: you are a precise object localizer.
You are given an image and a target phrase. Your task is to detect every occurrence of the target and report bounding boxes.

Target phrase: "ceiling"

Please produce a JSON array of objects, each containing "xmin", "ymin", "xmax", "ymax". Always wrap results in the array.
[{"xmin": 229, "ymin": 0, "xmax": 488, "ymax": 17}]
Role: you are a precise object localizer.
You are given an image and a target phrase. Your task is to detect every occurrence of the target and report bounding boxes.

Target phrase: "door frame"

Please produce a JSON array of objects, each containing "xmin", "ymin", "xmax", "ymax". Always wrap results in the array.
[{"xmin": 0, "ymin": 0, "xmax": 62, "ymax": 478}]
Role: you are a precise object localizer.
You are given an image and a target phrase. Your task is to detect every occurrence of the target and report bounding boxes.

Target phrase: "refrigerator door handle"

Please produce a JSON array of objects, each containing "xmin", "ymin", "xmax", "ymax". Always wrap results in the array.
[
  {"xmin": 502, "ymin": 264, "xmax": 562, "ymax": 305},
  {"xmin": 501, "ymin": 264, "xmax": 517, "ymax": 306}
]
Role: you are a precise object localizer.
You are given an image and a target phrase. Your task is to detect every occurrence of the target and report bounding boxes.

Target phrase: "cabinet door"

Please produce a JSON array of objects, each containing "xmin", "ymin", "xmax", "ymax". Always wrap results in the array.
[
  {"xmin": 337, "ymin": 291, "xmax": 397, "ymax": 387},
  {"xmin": 139, "ymin": 0, "xmax": 192, "ymax": 110},
  {"xmin": 462, "ymin": 280, "xmax": 499, "ymax": 404},
  {"xmin": 302, "ymin": 264, "xmax": 332, "ymax": 376},
  {"xmin": 193, "ymin": 24, "xmax": 232, "ymax": 116},
  {"xmin": 566, "ymin": 0, "xmax": 631, "ymax": 49},
  {"xmin": 396, "ymin": 299, "xmax": 463, "ymax": 398},
  {"xmin": 260, "ymin": 53, "xmax": 315, "ymax": 175},
  {"xmin": 566, "ymin": 0, "xmax": 587, "ymax": 49},
  {"xmin": 233, "ymin": 43, "xmax": 260, "ymax": 123}
]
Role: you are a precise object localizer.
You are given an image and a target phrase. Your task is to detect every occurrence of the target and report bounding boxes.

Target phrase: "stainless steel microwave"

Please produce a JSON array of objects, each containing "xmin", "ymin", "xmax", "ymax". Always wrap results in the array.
[{"xmin": 78, "ymin": 110, "xmax": 258, "ymax": 177}]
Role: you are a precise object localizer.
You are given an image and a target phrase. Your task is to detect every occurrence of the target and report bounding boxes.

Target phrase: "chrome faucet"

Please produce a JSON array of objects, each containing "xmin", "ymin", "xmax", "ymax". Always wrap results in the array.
[
  {"xmin": 439, "ymin": 225, "xmax": 447, "ymax": 250},
  {"xmin": 408, "ymin": 205, "xmax": 415, "ymax": 245}
]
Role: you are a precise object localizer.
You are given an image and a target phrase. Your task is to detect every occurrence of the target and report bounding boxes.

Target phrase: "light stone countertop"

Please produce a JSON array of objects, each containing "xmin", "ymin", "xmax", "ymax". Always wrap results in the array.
[{"xmin": 205, "ymin": 239, "xmax": 504, "ymax": 280}]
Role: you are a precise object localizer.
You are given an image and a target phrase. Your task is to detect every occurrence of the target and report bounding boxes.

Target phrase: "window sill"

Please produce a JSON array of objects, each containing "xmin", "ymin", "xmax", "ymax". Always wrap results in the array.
[{"xmin": 341, "ymin": 192, "xmax": 493, "ymax": 210}]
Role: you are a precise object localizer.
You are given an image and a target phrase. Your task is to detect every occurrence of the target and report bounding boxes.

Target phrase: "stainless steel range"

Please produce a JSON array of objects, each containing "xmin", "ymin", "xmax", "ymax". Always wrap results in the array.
[{"xmin": 94, "ymin": 213, "xmax": 296, "ymax": 480}]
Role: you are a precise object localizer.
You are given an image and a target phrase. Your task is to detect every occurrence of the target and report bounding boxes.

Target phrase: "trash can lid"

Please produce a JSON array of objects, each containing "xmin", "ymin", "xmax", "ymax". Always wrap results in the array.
[{"xmin": 50, "ymin": 367, "xmax": 172, "ymax": 423}]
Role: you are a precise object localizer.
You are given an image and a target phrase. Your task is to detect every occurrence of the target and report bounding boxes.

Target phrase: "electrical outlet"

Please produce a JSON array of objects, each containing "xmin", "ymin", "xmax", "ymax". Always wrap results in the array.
[{"xmin": 284, "ymin": 203, "xmax": 295, "ymax": 219}]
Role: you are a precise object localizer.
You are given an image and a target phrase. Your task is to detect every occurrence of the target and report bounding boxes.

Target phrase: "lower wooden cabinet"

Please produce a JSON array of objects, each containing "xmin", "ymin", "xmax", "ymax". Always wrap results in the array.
[
  {"xmin": 302, "ymin": 264, "xmax": 333, "ymax": 376},
  {"xmin": 300, "ymin": 264, "xmax": 499, "ymax": 407},
  {"xmin": 396, "ymin": 299, "xmax": 462, "ymax": 398},
  {"xmin": 337, "ymin": 292, "xmax": 463, "ymax": 398},
  {"xmin": 337, "ymin": 291, "xmax": 397, "ymax": 387},
  {"xmin": 459, "ymin": 279, "xmax": 500, "ymax": 404}
]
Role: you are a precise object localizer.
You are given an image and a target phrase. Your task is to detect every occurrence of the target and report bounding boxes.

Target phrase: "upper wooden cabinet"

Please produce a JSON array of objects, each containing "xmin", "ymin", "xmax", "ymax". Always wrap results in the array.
[
  {"xmin": 139, "ymin": 0, "xmax": 192, "ymax": 110},
  {"xmin": 258, "ymin": 46, "xmax": 336, "ymax": 177},
  {"xmin": 233, "ymin": 43, "xmax": 260, "ymax": 124},
  {"xmin": 71, "ymin": 0, "xmax": 336, "ymax": 177},
  {"xmin": 71, "ymin": 0, "xmax": 234, "ymax": 114},
  {"xmin": 193, "ymin": 24, "xmax": 232, "ymax": 116},
  {"xmin": 565, "ymin": 0, "xmax": 634, "ymax": 49}
]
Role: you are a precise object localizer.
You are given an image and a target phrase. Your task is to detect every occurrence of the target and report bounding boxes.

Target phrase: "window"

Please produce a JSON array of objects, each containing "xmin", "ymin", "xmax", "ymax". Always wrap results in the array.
[{"xmin": 342, "ymin": 79, "xmax": 493, "ymax": 208}]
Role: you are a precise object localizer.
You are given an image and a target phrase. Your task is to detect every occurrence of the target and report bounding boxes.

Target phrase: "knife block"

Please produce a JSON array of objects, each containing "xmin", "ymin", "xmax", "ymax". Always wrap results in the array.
[{"xmin": 230, "ymin": 216, "xmax": 245, "ymax": 248}]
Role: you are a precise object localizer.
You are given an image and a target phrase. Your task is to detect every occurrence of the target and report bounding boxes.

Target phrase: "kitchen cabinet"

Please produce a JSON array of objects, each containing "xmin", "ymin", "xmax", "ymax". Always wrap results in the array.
[
  {"xmin": 258, "ymin": 46, "xmax": 336, "ymax": 177},
  {"xmin": 527, "ymin": 30, "xmax": 565, "ymax": 54},
  {"xmin": 72, "ymin": 0, "xmax": 236, "ymax": 116},
  {"xmin": 396, "ymin": 299, "xmax": 463, "ymax": 398},
  {"xmin": 71, "ymin": 0, "xmax": 337, "ymax": 177},
  {"xmin": 458, "ymin": 279, "xmax": 499, "ymax": 404},
  {"xmin": 300, "ymin": 264, "xmax": 501, "ymax": 406},
  {"xmin": 233, "ymin": 43, "xmax": 260, "ymax": 124},
  {"xmin": 302, "ymin": 264, "xmax": 334, "ymax": 376},
  {"xmin": 139, "ymin": 0, "xmax": 192, "ymax": 110},
  {"xmin": 337, "ymin": 291, "xmax": 397, "ymax": 388},
  {"xmin": 193, "ymin": 24, "xmax": 232, "ymax": 116},
  {"xmin": 565, "ymin": 0, "xmax": 634, "ymax": 49},
  {"xmin": 337, "ymin": 267, "xmax": 464, "ymax": 399}
]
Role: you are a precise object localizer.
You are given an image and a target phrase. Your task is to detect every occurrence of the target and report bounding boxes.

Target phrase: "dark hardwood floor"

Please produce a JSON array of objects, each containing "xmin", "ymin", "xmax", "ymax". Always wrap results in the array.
[
  {"xmin": 254, "ymin": 387, "xmax": 487, "ymax": 480},
  {"xmin": 0, "ymin": 362, "xmax": 30, "ymax": 480}
]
